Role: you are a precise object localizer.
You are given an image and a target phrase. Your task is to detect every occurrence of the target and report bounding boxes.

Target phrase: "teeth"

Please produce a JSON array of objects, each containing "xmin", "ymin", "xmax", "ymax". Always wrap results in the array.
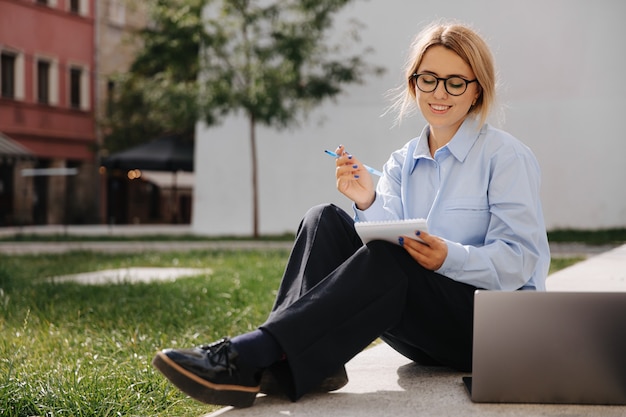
[{"xmin": 431, "ymin": 104, "xmax": 449, "ymax": 111}]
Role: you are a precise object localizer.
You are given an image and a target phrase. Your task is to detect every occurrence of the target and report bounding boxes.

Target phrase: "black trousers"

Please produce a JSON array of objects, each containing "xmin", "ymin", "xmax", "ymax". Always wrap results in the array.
[{"xmin": 261, "ymin": 204, "xmax": 478, "ymax": 400}]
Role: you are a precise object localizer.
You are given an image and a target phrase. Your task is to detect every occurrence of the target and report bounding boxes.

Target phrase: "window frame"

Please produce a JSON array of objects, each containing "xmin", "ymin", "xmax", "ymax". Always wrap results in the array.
[
  {"xmin": 68, "ymin": 0, "xmax": 89, "ymax": 16},
  {"xmin": 108, "ymin": 0, "xmax": 126, "ymax": 25},
  {"xmin": 35, "ymin": 0, "xmax": 58, "ymax": 8},
  {"xmin": 69, "ymin": 66, "xmax": 81, "ymax": 109},
  {"xmin": 67, "ymin": 64, "xmax": 90, "ymax": 111},
  {"xmin": 1, "ymin": 51, "xmax": 16, "ymax": 99},
  {"xmin": 37, "ymin": 59, "xmax": 51, "ymax": 104},
  {"xmin": 69, "ymin": 0, "xmax": 80, "ymax": 13},
  {"xmin": 1, "ymin": 49, "xmax": 24, "ymax": 101}
]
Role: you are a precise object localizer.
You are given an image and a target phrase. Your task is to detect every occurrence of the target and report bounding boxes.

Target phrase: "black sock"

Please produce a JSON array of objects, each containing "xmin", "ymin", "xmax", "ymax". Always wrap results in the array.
[{"xmin": 230, "ymin": 329, "xmax": 283, "ymax": 369}]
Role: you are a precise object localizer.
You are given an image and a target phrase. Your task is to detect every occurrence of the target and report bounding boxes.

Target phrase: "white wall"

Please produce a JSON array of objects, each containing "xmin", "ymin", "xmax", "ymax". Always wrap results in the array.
[{"xmin": 193, "ymin": 0, "xmax": 626, "ymax": 236}]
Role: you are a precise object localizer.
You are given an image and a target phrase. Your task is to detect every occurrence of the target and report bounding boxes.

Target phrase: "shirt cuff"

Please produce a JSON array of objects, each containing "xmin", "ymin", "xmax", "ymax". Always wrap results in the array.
[
  {"xmin": 353, "ymin": 193, "xmax": 385, "ymax": 221},
  {"xmin": 436, "ymin": 239, "xmax": 468, "ymax": 278}
]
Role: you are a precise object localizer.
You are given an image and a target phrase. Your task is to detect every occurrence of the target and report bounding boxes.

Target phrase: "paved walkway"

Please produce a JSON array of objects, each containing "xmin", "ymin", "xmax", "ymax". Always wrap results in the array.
[
  {"xmin": 0, "ymin": 240, "xmax": 294, "ymax": 255},
  {"xmin": 0, "ymin": 224, "xmax": 194, "ymax": 238},
  {"xmin": 0, "ymin": 224, "xmax": 294, "ymax": 255},
  {"xmin": 0, "ymin": 223, "xmax": 620, "ymax": 257},
  {"xmin": 206, "ymin": 342, "xmax": 625, "ymax": 417},
  {"xmin": 546, "ymin": 243, "xmax": 626, "ymax": 292},
  {"xmin": 0, "ymin": 223, "xmax": 619, "ymax": 257},
  {"xmin": 204, "ymin": 245, "xmax": 626, "ymax": 417},
  {"xmin": 0, "ymin": 238, "xmax": 617, "ymax": 258}
]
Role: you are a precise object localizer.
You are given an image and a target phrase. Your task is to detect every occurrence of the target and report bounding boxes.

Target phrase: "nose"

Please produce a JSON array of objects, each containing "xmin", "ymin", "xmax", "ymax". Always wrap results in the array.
[{"xmin": 433, "ymin": 80, "xmax": 448, "ymax": 99}]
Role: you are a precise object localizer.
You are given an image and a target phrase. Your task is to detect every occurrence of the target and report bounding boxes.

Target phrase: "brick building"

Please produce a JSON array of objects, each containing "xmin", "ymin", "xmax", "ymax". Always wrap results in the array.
[
  {"xmin": 0, "ymin": 0, "xmax": 97, "ymax": 225},
  {"xmin": 0, "ymin": 0, "xmax": 160, "ymax": 226}
]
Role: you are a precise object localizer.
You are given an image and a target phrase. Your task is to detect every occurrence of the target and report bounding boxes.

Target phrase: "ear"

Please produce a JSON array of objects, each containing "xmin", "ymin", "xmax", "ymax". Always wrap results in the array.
[{"xmin": 472, "ymin": 86, "xmax": 482, "ymax": 107}]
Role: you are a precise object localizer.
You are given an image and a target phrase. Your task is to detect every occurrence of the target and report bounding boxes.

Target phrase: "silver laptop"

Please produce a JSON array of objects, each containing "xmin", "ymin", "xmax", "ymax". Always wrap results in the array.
[{"xmin": 464, "ymin": 290, "xmax": 626, "ymax": 405}]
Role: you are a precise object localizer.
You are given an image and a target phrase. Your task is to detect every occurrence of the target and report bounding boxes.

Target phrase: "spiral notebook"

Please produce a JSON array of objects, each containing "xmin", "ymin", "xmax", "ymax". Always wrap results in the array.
[{"xmin": 355, "ymin": 218, "xmax": 428, "ymax": 245}]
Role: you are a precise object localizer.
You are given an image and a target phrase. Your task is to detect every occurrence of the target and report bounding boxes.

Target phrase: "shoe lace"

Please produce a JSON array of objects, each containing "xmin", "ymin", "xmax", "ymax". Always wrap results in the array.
[{"xmin": 200, "ymin": 337, "xmax": 236, "ymax": 375}]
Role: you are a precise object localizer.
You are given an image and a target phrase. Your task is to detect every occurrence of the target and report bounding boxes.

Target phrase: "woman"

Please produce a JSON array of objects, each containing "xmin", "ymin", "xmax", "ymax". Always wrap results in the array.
[{"xmin": 152, "ymin": 21, "xmax": 550, "ymax": 408}]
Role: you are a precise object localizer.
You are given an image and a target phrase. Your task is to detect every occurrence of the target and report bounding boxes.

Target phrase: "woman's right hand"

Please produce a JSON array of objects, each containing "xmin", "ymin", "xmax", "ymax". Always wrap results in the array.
[{"xmin": 334, "ymin": 145, "xmax": 376, "ymax": 210}]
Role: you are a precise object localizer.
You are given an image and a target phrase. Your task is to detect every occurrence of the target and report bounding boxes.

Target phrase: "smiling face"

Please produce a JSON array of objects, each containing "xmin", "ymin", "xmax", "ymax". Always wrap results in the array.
[{"xmin": 414, "ymin": 45, "xmax": 481, "ymax": 145}]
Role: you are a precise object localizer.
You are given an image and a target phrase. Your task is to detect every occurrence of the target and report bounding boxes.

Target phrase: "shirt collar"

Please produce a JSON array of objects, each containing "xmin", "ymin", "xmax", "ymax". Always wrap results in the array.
[
  {"xmin": 446, "ymin": 117, "xmax": 483, "ymax": 162},
  {"xmin": 412, "ymin": 117, "xmax": 484, "ymax": 164},
  {"xmin": 413, "ymin": 125, "xmax": 432, "ymax": 160}
]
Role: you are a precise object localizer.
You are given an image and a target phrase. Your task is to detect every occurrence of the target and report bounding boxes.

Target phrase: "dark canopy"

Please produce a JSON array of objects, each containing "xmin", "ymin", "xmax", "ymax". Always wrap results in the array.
[
  {"xmin": 0, "ymin": 132, "xmax": 35, "ymax": 162},
  {"xmin": 102, "ymin": 135, "xmax": 194, "ymax": 172}
]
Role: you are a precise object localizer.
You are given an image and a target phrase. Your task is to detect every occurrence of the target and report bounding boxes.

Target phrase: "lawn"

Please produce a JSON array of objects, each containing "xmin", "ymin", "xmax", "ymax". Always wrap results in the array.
[
  {"xmin": 0, "ymin": 249, "xmax": 582, "ymax": 417},
  {"xmin": 0, "ymin": 249, "xmax": 288, "ymax": 417}
]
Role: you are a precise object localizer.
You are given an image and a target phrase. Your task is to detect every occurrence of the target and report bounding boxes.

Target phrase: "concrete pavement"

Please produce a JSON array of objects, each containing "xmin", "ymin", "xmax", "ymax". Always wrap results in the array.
[
  {"xmin": 546, "ymin": 243, "xmax": 626, "ymax": 292},
  {"xmin": 0, "ymin": 238, "xmax": 617, "ymax": 258},
  {"xmin": 43, "ymin": 244, "xmax": 621, "ymax": 417},
  {"xmin": 205, "ymin": 342, "xmax": 625, "ymax": 417},
  {"xmin": 0, "ymin": 223, "xmax": 619, "ymax": 257},
  {"xmin": 0, "ymin": 224, "xmax": 194, "ymax": 238},
  {"xmin": 0, "ymin": 240, "xmax": 294, "ymax": 255},
  {"xmin": 204, "ymin": 244, "xmax": 626, "ymax": 417}
]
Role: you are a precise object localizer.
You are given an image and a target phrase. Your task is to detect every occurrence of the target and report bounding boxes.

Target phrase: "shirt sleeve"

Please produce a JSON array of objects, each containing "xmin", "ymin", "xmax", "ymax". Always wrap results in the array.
[{"xmin": 354, "ymin": 144, "xmax": 409, "ymax": 222}]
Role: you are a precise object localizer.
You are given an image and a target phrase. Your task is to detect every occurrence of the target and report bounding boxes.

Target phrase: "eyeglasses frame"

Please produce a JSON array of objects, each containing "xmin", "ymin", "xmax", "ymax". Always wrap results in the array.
[{"xmin": 410, "ymin": 73, "xmax": 478, "ymax": 96}]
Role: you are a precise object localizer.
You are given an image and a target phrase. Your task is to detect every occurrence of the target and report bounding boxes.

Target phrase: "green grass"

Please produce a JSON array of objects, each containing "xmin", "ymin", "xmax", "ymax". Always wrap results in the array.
[
  {"xmin": 0, "ymin": 250, "xmax": 288, "ymax": 417},
  {"xmin": 547, "ymin": 228, "xmax": 626, "ymax": 245},
  {"xmin": 548, "ymin": 257, "xmax": 583, "ymax": 274},
  {"xmin": 0, "ymin": 249, "xmax": 584, "ymax": 417}
]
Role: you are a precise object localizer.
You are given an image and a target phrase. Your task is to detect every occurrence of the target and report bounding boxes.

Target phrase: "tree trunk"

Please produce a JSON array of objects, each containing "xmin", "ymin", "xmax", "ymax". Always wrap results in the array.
[{"xmin": 249, "ymin": 112, "xmax": 260, "ymax": 238}]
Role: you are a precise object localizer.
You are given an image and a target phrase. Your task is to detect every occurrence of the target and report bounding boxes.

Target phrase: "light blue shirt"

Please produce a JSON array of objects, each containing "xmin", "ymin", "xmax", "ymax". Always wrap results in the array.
[{"xmin": 355, "ymin": 117, "xmax": 550, "ymax": 291}]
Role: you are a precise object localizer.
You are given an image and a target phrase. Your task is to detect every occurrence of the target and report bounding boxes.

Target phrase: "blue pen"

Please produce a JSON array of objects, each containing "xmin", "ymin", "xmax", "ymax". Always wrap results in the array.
[{"xmin": 324, "ymin": 150, "xmax": 383, "ymax": 177}]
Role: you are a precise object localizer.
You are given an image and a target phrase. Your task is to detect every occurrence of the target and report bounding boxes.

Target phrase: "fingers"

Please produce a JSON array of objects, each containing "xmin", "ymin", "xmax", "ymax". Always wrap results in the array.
[
  {"xmin": 333, "ymin": 145, "xmax": 376, "ymax": 209},
  {"xmin": 400, "ymin": 231, "xmax": 448, "ymax": 271},
  {"xmin": 334, "ymin": 146, "xmax": 367, "ymax": 180}
]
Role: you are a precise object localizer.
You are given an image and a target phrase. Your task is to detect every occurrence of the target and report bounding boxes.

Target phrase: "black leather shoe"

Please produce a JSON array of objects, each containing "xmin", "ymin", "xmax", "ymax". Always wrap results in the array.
[
  {"xmin": 152, "ymin": 337, "xmax": 261, "ymax": 408},
  {"xmin": 260, "ymin": 366, "xmax": 349, "ymax": 395}
]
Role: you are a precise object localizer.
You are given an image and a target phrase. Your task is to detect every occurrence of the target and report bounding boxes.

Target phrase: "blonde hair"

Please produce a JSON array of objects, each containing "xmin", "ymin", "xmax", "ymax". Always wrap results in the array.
[{"xmin": 390, "ymin": 21, "xmax": 496, "ymax": 127}]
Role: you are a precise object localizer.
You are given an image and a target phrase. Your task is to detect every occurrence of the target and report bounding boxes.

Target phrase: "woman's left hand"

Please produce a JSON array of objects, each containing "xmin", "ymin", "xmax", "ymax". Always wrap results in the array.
[{"xmin": 400, "ymin": 230, "xmax": 448, "ymax": 271}]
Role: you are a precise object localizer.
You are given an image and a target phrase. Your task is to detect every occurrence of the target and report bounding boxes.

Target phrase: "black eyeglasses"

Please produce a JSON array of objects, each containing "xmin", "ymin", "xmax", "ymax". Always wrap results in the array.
[{"xmin": 410, "ymin": 73, "xmax": 478, "ymax": 96}]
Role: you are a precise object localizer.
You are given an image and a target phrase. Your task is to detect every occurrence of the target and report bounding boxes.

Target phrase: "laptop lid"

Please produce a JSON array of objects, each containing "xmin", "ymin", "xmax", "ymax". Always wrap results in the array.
[{"xmin": 467, "ymin": 290, "xmax": 626, "ymax": 405}]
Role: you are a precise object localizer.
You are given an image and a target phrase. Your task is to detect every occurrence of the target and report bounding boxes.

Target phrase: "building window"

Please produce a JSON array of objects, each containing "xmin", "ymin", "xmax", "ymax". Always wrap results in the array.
[
  {"xmin": 69, "ymin": 0, "xmax": 88, "ymax": 16},
  {"xmin": 70, "ymin": 67, "xmax": 81, "ymax": 108},
  {"xmin": 108, "ymin": 0, "xmax": 126, "ymax": 25},
  {"xmin": 1, "ymin": 52, "xmax": 16, "ymax": 99},
  {"xmin": 1, "ymin": 50, "xmax": 24, "ymax": 100},
  {"xmin": 37, "ymin": 60, "xmax": 50, "ymax": 104},
  {"xmin": 68, "ymin": 65, "xmax": 89, "ymax": 110},
  {"xmin": 36, "ymin": 0, "xmax": 59, "ymax": 7}
]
